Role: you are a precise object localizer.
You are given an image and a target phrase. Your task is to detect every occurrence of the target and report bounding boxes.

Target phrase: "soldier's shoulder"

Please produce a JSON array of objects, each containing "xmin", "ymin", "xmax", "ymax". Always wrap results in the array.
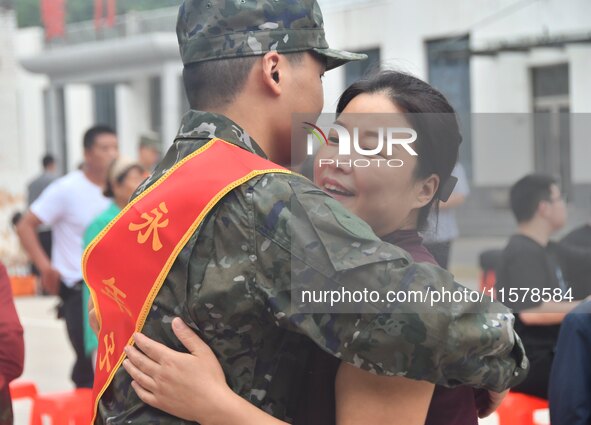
[{"xmin": 249, "ymin": 171, "xmax": 323, "ymax": 197}]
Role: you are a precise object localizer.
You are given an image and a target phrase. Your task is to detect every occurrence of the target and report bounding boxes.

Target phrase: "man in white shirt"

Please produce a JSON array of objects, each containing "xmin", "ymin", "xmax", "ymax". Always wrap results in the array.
[{"xmin": 17, "ymin": 125, "xmax": 118, "ymax": 388}]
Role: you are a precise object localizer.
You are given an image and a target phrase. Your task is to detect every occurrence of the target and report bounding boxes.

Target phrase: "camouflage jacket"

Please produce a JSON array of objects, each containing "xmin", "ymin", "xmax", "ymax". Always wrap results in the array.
[{"xmin": 97, "ymin": 110, "xmax": 528, "ymax": 424}]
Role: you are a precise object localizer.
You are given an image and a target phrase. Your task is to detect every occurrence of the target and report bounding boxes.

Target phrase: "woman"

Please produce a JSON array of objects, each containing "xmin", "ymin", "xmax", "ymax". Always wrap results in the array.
[
  {"xmin": 122, "ymin": 71, "xmax": 490, "ymax": 424},
  {"xmin": 82, "ymin": 157, "xmax": 146, "ymax": 362}
]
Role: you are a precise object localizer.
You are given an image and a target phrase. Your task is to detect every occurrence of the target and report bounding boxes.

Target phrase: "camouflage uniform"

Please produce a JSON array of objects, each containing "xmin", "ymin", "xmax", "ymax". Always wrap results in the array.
[
  {"xmin": 96, "ymin": 1, "xmax": 528, "ymax": 423},
  {"xmin": 98, "ymin": 111, "xmax": 527, "ymax": 424}
]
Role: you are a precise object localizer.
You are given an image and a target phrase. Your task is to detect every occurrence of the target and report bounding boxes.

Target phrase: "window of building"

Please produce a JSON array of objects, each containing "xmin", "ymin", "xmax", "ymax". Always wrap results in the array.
[
  {"xmin": 43, "ymin": 87, "xmax": 68, "ymax": 173},
  {"xmin": 426, "ymin": 35, "xmax": 472, "ymax": 180},
  {"xmin": 532, "ymin": 63, "xmax": 571, "ymax": 197},
  {"xmin": 343, "ymin": 47, "xmax": 380, "ymax": 89},
  {"xmin": 149, "ymin": 76, "xmax": 162, "ymax": 138},
  {"xmin": 93, "ymin": 84, "xmax": 117, "ymax": 130}
]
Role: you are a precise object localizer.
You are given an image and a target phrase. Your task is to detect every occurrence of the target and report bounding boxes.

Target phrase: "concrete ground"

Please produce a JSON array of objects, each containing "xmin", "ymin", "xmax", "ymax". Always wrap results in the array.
[
  {"xmin": 11, "ymin": 236, "xmax": 548, "ymax": 425},
  {"xmin": 13, "ymin": 296, "xmax": 75, "ymax": 425}
]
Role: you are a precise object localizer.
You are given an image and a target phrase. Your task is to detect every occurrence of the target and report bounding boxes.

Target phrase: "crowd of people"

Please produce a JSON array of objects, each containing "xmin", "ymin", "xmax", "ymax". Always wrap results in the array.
[{"xmin": 1, "ymin": 1, "xmax": 590, "ymax": 425}]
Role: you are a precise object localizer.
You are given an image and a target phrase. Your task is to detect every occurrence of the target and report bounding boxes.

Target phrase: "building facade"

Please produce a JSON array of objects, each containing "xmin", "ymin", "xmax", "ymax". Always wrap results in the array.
[{"xmin": 2, "ymin": 0, "xmax": 590, "ymax": 236}]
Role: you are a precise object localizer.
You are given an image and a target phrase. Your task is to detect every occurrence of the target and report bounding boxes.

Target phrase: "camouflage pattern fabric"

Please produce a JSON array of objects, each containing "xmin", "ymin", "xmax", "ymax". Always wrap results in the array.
[
  {"xmin": 177, "ymin": 0, "xmax": 367, "ymax": 69},
  {"xmin": 96, "ymin": 110, "xmax": 528, "ymax": 424}
]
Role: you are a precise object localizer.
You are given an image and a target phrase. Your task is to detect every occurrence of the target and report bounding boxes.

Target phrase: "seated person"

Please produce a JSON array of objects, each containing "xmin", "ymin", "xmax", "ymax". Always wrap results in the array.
[
  {"xmin": 497, "ymin": 174, "xmax": 587, "ymax": 399},
  {"xmin": 549, "ymin": 300, "xmax": 591, "ymax": 425},
  {"xmin": 562, "ymin": 208, "xmax": 591, "ymax": 250},
  {"xmin": 559, "ymin": 210, "xmax": 591, "ymax": 298}
]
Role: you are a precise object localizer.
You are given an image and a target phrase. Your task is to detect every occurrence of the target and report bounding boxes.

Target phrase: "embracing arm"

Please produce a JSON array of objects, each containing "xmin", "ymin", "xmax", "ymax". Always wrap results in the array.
[
  {"xmin": 124, "ymin": 318, "xmax": 288, "ymax": 425},
  {"xmin": 252, "ymin": 176, "xmax": 528, "ymax": 391}
]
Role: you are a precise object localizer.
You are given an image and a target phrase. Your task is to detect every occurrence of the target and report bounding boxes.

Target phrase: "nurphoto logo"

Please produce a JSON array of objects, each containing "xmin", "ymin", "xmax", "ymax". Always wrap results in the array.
[{"xmin": 303, "ymin": 121, "xmax": 418, "ymax": 168}]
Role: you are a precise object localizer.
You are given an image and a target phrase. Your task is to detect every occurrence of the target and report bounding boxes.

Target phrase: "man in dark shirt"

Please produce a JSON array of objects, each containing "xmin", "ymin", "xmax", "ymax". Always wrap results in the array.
[
  {"xmin": 27, "ymin": 154, "xmax": 58, "ymax": 206},
  {"xmin": 26, "ymin": 154, "xmax": 58, "ymax": 279},
  {"xmin": 497, "ymin": 174, "xmax": 586, "ymax": 399}
]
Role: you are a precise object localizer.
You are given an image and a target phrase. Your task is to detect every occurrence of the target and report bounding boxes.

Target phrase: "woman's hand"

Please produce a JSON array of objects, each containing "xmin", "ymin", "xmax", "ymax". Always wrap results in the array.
[
  {"xmin": 88, "ymin": 297, "xmax": 99, "ymax": 335},
  {"xmin": 123, "ymin": 318, "xmax": 232, "ymax": 424}
]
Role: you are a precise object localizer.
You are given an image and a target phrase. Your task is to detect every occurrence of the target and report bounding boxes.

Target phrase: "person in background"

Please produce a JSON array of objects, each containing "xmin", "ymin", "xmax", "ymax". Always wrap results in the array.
[
  {"xmin": 27, "ymin": 154, "xmax": 58, "ymax": 206},
  {"xmin": 549, "ymin": 300, "xmax": 591, "ymax": 425},
  {"xmin": 26, "ymin": 154, "xmax": 59, "ymax": 280},
  {"xmin": 422, "ymin": 162, "xmax": 469, "ymax": 270},
  {"xmin": 137, "ymin": 133, "xmax": 162, "ymax": 173},
  {"xmin": 497, "ymin": 174, "xmax": 590, "ymax": 399},
  {"xmin": 562, "ymin": 218, "xmax": 591, "ymax": 249},
  {"xmin": 16, "ymin": 125, "xmax": 118, "ymax": 389},
  {"xmin": 0, "ymin": 262, "xmax": 25, "ymax": 425},
  {"xmin": 559, "ymin": 203, "xmax": 591, "ymax": 298},
  {"xmin": 82, "ymin": 157, "xmax": 145, "ymax": 364}
]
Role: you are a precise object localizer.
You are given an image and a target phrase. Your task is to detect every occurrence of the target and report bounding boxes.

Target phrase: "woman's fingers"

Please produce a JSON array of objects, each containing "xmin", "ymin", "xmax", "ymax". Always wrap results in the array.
[
  {"xmin": 122, "ymin": 358, "xmax": 157, "ymax": 392},
  {"xmin": 124, "ymin": 345, "xmax": 159, "ymax": 376},
  {"xmin": 133, "ymin": 332, "xmax": 170, "ymax": 364},
  {"xmin": 130, "ymin": 380, "xmax": 159, "ymax": 408},
  {"xmin": 171, "ymin": 318, "xmax": 210, "ymax": 355}
]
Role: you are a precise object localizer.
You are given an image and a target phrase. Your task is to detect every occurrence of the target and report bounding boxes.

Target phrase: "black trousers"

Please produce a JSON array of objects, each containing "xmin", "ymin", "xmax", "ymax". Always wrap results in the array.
[{"xmin": 59, "ymin": 281, "xmax": 94, "ymax": 388}]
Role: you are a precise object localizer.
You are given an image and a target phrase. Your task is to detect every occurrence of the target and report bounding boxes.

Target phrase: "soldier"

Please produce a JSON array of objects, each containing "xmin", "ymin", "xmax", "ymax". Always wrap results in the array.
[{"xmin": 84, "ymin": 1, "xmax": 528, "ymax": 424}]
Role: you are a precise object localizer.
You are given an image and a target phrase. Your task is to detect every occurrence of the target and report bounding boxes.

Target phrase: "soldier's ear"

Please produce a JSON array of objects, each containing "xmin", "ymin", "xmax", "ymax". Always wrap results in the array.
[{"xmin": 261, "ymin": 51, "xmax": 282, "ymax": 96}]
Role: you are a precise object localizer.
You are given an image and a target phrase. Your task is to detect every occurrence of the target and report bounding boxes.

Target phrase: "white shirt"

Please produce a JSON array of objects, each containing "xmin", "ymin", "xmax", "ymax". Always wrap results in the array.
[{"xmin": 30, "ymin": 170, "xmax": 110, "ymax": 286}]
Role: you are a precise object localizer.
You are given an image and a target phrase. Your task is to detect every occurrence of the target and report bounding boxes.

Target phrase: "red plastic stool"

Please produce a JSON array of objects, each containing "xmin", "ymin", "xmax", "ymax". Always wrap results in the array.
[
  {"xmin": 496, "ymin": 392, "xmax": 549, "ymax": 425},
  {"xmin": 9, "ymin": 380, "xmax": 38, "ymax": 400},
  {"xmin": 480, "ymin": 270, "xmax": 497, "ymax": 298},
  {"xmin": 30, "ymin": 388, "xmax": 92, "ymax": 425}
]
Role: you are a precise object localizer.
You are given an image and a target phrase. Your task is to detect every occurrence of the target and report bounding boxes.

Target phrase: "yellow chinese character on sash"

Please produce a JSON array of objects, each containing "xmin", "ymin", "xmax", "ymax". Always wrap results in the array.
[
  {"xmin": 99, "ymin": 331, "xmax": 115, "ymax": 372},
  {"xmin": 128, "ymin": 202, "xmax": 169, "ymax": 251},
  {"xmin": 101, "ymin": 278, "xmax": 131, "ymax": 317}
]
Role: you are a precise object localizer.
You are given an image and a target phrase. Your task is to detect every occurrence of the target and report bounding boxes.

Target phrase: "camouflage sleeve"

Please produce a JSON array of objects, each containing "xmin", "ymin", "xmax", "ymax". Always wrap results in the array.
[{"xmin": 251, "ymin": 174, "xmax": 528, "ymax": 392}]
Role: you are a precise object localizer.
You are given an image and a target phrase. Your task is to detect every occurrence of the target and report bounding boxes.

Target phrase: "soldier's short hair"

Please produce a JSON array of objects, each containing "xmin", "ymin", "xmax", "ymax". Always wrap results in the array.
[{"xmin": 183, "ymin": 52, "xmax": 305, "ymax": 111}]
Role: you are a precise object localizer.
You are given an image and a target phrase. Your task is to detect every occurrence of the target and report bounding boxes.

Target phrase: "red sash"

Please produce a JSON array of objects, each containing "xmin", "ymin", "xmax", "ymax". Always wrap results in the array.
[{"xmin": 82, "ymin": 138, "xmax": 290, "ymax": 422}]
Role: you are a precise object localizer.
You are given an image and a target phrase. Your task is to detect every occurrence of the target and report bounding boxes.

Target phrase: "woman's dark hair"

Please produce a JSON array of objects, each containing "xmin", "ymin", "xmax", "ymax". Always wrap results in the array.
[{"xmin": 336, "ymin": 70, "xmax": 462, "ymax": 229}]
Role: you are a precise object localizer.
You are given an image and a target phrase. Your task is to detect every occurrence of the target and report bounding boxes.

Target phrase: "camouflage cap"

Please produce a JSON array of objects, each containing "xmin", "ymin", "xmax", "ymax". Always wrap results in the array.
[{"xmin": 177, "ymin": 0, "xmax": 367, "ymax": 70}]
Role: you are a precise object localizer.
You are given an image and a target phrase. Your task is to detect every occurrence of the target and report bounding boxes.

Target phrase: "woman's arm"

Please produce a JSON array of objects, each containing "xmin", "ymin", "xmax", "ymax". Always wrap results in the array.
[
  {"xmin": 335, "ymin": 362, "xmax": 434, "ymax": 425},
  {"xmin": 123, "ymin": 318, "xmax": 288, "ymax": 425}
]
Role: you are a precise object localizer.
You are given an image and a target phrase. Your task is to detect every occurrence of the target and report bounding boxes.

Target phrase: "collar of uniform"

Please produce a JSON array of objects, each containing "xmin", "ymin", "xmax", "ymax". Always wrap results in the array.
[{"xmin": 176, "ymin": 110, "xmax": 268, "ymax": 159}]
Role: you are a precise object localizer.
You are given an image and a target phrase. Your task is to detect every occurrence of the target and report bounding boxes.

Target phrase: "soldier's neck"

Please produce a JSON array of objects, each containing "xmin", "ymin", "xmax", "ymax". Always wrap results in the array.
[{"xmin": 214, "ymin": 104, "xmax": 276, "ymax": 161}]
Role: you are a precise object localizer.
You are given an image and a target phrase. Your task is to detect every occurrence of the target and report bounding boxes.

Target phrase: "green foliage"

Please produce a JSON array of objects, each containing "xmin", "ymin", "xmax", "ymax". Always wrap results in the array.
[{"xmin": 16, "ymin": 0, "xmax": 182, "ymax": 28}]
